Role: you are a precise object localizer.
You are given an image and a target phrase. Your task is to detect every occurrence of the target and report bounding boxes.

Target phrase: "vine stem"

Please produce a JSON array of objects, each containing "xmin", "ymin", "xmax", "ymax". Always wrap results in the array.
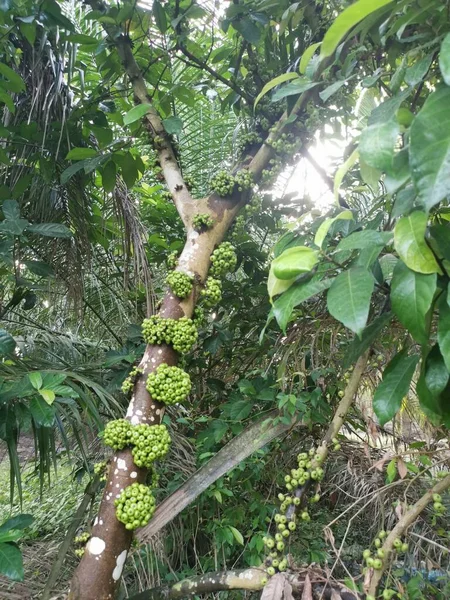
[{"xmin": 366, "ymin": 473, "xmax": 450, "ymax": 597}]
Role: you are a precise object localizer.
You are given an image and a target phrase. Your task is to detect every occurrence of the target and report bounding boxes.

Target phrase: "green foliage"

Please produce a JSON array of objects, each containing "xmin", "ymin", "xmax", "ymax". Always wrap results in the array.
[{"xmin": 0, "ymin": 514, "xmax": 32, "ymax": 581}]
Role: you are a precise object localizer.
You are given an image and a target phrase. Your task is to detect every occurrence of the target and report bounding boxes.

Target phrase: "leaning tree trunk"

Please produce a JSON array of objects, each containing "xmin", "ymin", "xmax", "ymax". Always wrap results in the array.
[{"xmin": 68, "ymin": 3, "xmax": 322, "ymax": 598}]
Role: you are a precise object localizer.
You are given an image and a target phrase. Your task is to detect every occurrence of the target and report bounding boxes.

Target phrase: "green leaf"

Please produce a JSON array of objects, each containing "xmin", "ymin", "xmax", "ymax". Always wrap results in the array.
[
  {"xmin": 23, "ymin": 260, "xmax": 54, "ymax": 277},
  {"xmin": 299, "ymin": 42, "xmax": 321, "ymax": 74},
  {"xmin": 409, "ymin": 86, "xmax": 450, "ymax": 211},
  {"xmin": 254, "ymin": 72, "xmax": 300, "ymax": 109},
  {"xmin": 271, "ymin": 78, "xmax": 319, "ymax": 102},
  {"xmin": 39, "ymin": 389, "xmax": 55, "ymax": 405},
  {"xmin": 394, "ymin": 211, "xmax": 441, "ymax": 274},
  {"xmin": 228, "ymin": 526, "xmax": 244, "ymax": 546},
  {"xmin": 153, "ymin": 0, "xmax": 168, "ymax": 32},
  {"xmin": 373, "ymin": 352, "xmax": 419, "ymax": 425},
  {"xmin": 359, "ymin": 118, "xmax": 399, "ymax": 172},
  {"xmin": 29, "ymin": 397, "xmax": 55, "ymax": 427},
  {"xmin": 390, "ymin": 261, "xmax": 436, "ymax": 345},
  {"xmin": 0, "ymin": 543, "xmax": 23, "ymax": 581},
  {"xmin": 314, "ymin": 210, "xmax": 353, "ymax": 249},
  {"xmin": 273, "ymin": 278, "xmax": 333, "ymax": 332},
  {"xmin": 26, "ymin": 223, "xmax": 72, "ymax": 238},
  {"xmin": 429, "ymin": 224, "xmax": 450, "ymax": 262},
  {"xmin": 424, "ymin": 345, "xmax": 449, "ymax": 397},
  {"xmin": 343, "ymin": 312, "xmax": 392, "ymax": 370},
  {"xmin": 0, "ymin": 515, "xmax": 33, "ymax": 533},
  {"xmin": 0, "ymin": 63, "xmax": 25, "ymax": 92},
  {"xmin": 123, "ymin": 104, "xmax": 153, "ymax": 126},
  {"xmin": 28, "ymin": 372, "xmax": 42, "ymax": 390},
  {"xmin": 319, "ymin": 79, "xmax": 347, "ymax": 103},
  {"xmin": 101, "ymin": 161, "xmax": 117, "ymax": 193},
  {"xmin": 272, "ymin": 246, "xmax": 319, "ymax": 280},
  {"xmin": 267, "ymin": 266, "xmax": 296, "ymax": 301},
  {"xmin": 439, "ymin": 33, "xmax": 450, "ymax": 86},
  {"xmin": 66, "ymin": 147, "xmax": 97, "ymax": 160},
  {"xmin": 232, "ymin": 17, "xmax": 261, "ymax": 44},
  {"xmin": 438, "ymin": 295, "xmax": 450, "ymax": 371},
  {"xmin": 0, "ymin": 329, "xmax": 16, "ymax": 355},
  {"xmin": 336, "ymin": 230, "xmax": 392, "ymax": 252},
  {"xmin": 2, "ymin": 199, "xmax": 20, "ymax": 220},
  {"xmin": 162, "ymin": 116, "xmax": 183, "ymax": 135},
  {"xmin": 386, "ymin": 459, "xmax": 397, "ymax": 483},
  {"xmin": 327, "ymin": 267, "xmax": 374, "ymax": 337},
  {"xmin": 0, "ymin": 216, "xmax": 29, "ymax": 235},
  {"xmin": 320, "ymin": 0, "xmax": 394, "ymax": 59}
]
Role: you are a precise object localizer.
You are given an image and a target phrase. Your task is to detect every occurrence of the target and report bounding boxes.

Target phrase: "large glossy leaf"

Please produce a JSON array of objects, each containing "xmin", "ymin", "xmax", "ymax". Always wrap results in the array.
[
  {"xmin": 254, "ymin": 72, "xmax": 300, "ymax": 109},
  {"xmin": 26, "ymin": 223, "xmax": 72, "ymax": 238},
  {"xmin": 390, "ymin": 261, "xmax": 436, "ymax": 344},
  {"xmin": 0, "ymin": 543, "xmax": 23, "ymax": 581},
  {"xmin": 123, "ymin": 103, "xmax": 153, "ymax": 126},
  {"xmin": 66, "ymin": 147, "xmax": 97, "ymax": 160},
  {"xmin": 359, "ymin": 118, "xmax": 399, "ymax": 172},
  {"xmin": 424, "ymin": 345, "xmax": 449, "ymax": 397},
  {"xmin": 273, "ymin": 278, "xmax": 333, "ymax": 332},
  {"xmin": 271, "ymin": 79, "xmax": 320, "ymax": 102},
  {"xmin": 272, "ymin": 246, "xmax": 319, "ymax": 280},
  {"xmin": 0, "ymin": 515, "xmax": 33, "ymax": 533},
  {"xmin": 320, "ymin": 0, "xmax": 394, "ymax": 59},
  {"xmin": 409, "ymin": 86, "xmax": 450, "ymax": 211},
  {"xmin": 314, "ymin": 210, "xmax": 353, "ymax": 249},
  {"xmin": 393, "ymin": 211, "xmax": 441, "ymax": 274},
  {"xmin": 336, "ymin": 230, "xmax": 392, "ymax": 252},
  {"xmin": 153, "ymin": 0, "xmax": 168, "ymax": 33},
  {"xmin": 438, "ymin": 295, "xmax": 450, "ymax": 371},
  {"xmin": 439, "ymin": 33, "xmax": 450, "ymax": 87},
  {"xmin": 373, "ymin": 352, "xmax": 419, "ymax": 425},
  {"xmin": 299, "ymin": 42, "xmax": 321, "ymax": 74},
  {"xmin": 0, "ymin": 329, "xmax": 15, "ymax": 355},
  {"xmin": 267, "ymin": 266, "xmax": 295, "ymax": 301},
  {"xmin": 29, "ymin": 397, "xmax": 56, "ymax": 427},
  {"xmin": 326, "ymin": 267, "xmax": 374, "ymax": 336}
]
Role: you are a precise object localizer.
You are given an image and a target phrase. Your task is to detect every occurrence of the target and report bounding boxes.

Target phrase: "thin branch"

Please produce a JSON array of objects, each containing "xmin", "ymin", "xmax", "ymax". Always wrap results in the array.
[{"xmin": 366, "ymin": 473, "xmax": 450, "ymax": 597}]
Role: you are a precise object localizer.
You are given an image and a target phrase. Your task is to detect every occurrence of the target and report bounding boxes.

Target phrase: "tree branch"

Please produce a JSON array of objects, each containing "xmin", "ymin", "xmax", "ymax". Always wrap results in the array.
[
  {"xmin": 366, "ymin": 473, "xmax": 450, "ymax": 597},
  {"xmin": 128, "ymin": 569, "xmax": 359, "ymax": 600}
]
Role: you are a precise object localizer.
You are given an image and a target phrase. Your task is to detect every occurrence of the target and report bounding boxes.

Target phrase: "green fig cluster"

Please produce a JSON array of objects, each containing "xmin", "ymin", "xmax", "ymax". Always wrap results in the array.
[
  {"xmin": 74, "ymin": 531, "xmax": 90, "ymax": 558},
  {"xmin": 234, "ymin": 169, "xmax": 253, "ymax": 192},
  {"xmin": 210, "ymin": 170, "xmax": 235, "ymax": 197},
  {"xmin": 200, "ymin": 277, "xmax": 222, "ymax": 308},
  {"xmin": 167, "ymin": 251, "xmax": 179, "ymax": 269},
  {"xmin": 237, "ymin": 131, "xmax": 263, "ymax": 155},
  {"xmin": 331, "ymin": 437, "xmax": 341, "ymax": 451},
  {"xmin": 146, "ymin": 363, "xmax": 191, "ymax": 406},
  {"xmin": 166, "ymin": 271, "xmax": 193, "ymax": 299},
  {"xmin": 103, "ymin": 419, "xmax": 132, "ymax": 450},
  {"xmin": 210, "ymin": 242, "xmax": 237, "ymax": 277},
  {"xmin": 362, "ymin": 529, "xmax": 408, "ymax": 571},
  {"xmin": 281, "ymin": 449, "xmax": 324, "ymax": 493},
  {"xmin": 121, "ymin": 367, "xmax": 143, "ymax": 395},
  {"xmin": 130, "ymin": 423, "xmax": 171, "ymax": 468},
  {"xmin": 142, "ymin": 315, "xmax": 198, "ymax": 354},
  {"xmin": 193, "ymin": 305, "xmax": 205, "ymax": 326},
  {"xmin": 244, "ymin": 193, "xmax": 262, "ymax": 219},
  {"xmin": 94, "ymin": 460, "xmax": 107, "ymax": 481},
  {"xmin": 102, "ymin": 419, "xmax": 171, "ymax": 468},
  {"xmin": 115, "ymin": 482, "xmax": 156, "ymax": 530},
  {"xmin": 193, "ymin": 213, "xmax": 214, "ymax": 231},
  {"xmin": 432, "ymin": 493, "xmax": 446, "ymax": 516}
]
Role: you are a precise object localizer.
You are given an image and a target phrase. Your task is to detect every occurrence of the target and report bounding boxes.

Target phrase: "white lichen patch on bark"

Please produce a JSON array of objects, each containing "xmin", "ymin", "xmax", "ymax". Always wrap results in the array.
[
  {"xmin": 87, "ymin": 537, "xmax": 106, "ymax": 556},
  {"xmin": 112, "ymin": 550, "xmax": 127, "ymax": 581},
  {"xmin": 130, "ymin": 471, "xmax": 137, "ymax": 478},
  {"xmin": 117, "ymin": 458, "xmax": 127, "ymax": 470}
]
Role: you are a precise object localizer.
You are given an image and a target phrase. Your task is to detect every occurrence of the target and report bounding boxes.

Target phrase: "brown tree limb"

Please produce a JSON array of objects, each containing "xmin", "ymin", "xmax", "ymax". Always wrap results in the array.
[
  {"xmin": 127, "ymin": 569, "xmax": 359, "ymax": 600},
  {"xmin": 137, "ymin": 411, "xmax": 304, "ymax": 542},
  {"xmin": 366, "ymin": 473, "xmax": 450, "ymax": 597}
]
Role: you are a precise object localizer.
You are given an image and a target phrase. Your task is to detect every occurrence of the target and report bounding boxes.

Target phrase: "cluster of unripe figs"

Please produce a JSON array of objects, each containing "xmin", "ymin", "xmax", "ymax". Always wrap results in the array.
[{"xmin": 210, "ymin": 169, "xmax": 253, "ymax": 197}]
